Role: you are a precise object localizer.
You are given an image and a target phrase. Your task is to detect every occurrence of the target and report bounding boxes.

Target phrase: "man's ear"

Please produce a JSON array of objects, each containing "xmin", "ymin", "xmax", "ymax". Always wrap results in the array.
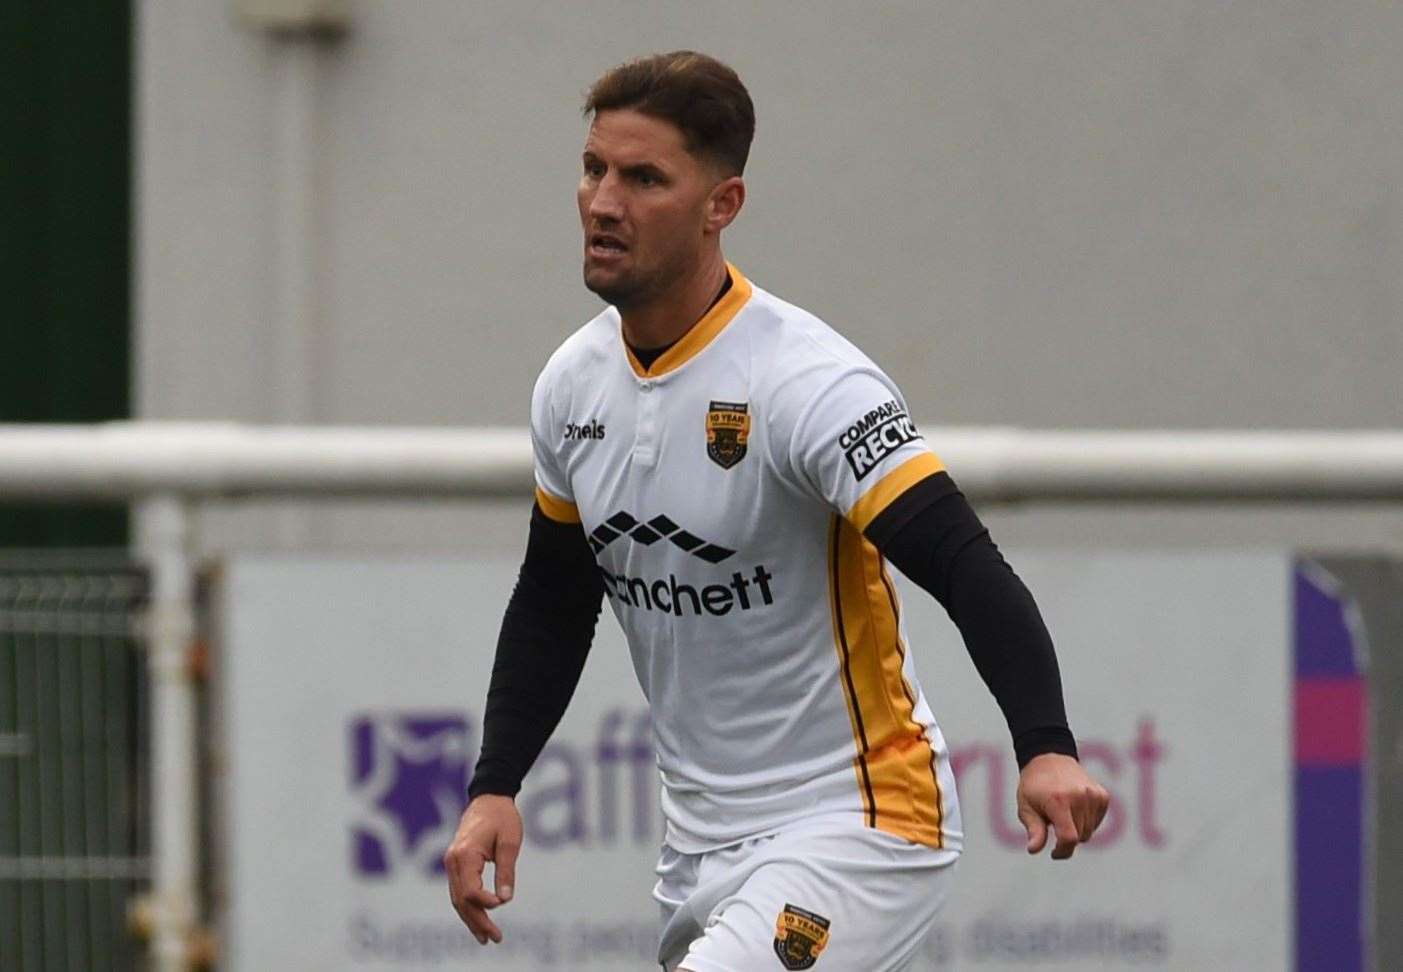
[{"xmin": 705, "ymin": 176, "xmax": 746, "ymax": 233}]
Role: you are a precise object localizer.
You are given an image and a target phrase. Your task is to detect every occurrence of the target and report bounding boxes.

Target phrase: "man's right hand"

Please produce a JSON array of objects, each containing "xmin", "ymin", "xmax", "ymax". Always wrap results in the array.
[{"xmin": 444, "ymin": 794, "xmax": 522, "ymax": 945}]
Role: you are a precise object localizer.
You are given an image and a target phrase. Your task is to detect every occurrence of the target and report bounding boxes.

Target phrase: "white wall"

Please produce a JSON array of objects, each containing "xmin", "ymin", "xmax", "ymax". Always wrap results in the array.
[{"xmin": 136, "ymin": 1, "xmax": 1403, "ymax": 554}]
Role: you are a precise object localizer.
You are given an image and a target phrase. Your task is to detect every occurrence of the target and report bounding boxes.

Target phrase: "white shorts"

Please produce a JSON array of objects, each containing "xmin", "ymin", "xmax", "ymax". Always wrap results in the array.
[{"xmin": 653, "ymin": 814, "xmax": 959, "ymax": 972}]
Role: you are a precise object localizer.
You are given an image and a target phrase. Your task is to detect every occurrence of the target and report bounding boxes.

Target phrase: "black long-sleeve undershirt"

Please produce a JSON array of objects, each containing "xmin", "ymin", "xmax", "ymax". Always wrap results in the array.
[
  {"xmin": 468, "ymin": 473, "xmax": 1076, "ymax": 800},
  {"xmin": 865, "ymin": 473, "xmax": 1078, "ymax": 769},
  {"xmin": 467, "ymin": 505, "xmax": 604, "ymax": 800}
]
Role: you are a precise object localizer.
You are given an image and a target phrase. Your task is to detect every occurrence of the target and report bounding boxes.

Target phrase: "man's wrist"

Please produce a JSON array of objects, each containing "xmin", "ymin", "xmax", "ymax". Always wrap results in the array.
[{"xmin": 1013, "ymin": 725, "xmax": 1078, "ymax": 770}]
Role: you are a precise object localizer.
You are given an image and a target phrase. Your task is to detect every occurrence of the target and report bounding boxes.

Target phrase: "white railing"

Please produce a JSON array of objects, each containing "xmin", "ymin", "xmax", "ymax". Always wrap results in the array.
[
  {"xmin": 3, "ymin": 419, "xmax": 1403, "ymax": 971},
  {"xmin": 4, "ymin": 421, "xmax": 1403, "ymax": 501}
]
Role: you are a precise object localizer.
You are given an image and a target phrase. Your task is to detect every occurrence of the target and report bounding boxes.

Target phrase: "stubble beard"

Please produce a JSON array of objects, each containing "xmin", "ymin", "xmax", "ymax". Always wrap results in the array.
[
  {"xmin": 583, "ymin": 244, "xmax": 693, "ymax": 311},
  {"xmin": 583, "ymin": 265, "xmax": 648, "ymax": 309}
]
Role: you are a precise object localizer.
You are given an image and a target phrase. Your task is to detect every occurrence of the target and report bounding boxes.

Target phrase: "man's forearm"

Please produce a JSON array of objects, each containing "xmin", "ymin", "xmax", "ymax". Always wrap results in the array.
[
  {"xmin": 468, "ymin": 505, "xmax": 605, "ymax": 799},
  {"xmin": 867, "ymin": 473, "xmax": 1078, "ymax": 768}
]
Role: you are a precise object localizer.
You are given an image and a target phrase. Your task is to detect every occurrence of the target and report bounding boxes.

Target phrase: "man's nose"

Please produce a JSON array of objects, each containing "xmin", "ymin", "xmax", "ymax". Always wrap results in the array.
[{"xmin": 589, "ymin": 174, "xmax": 625, "ymax": 223}]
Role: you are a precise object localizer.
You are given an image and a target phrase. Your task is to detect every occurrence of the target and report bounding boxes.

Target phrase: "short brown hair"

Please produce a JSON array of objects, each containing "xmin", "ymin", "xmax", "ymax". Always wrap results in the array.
[{"xmin": 584, "ymin": 51, "xmax": 755, "ymax": 176}]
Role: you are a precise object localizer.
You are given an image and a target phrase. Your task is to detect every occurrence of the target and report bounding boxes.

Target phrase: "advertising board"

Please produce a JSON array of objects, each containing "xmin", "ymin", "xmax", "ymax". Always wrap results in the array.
[{"xmin": 217, "ymin": 552, "xmax": 1327, "ymax": 970}]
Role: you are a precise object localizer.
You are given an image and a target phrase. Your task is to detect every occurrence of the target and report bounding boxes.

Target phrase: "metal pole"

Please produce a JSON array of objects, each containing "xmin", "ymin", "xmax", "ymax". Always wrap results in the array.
[
  {"xmin": 136, "ymin": 493, "xmax": 198, "ymax": 972},
  {"xmin": 269, "ymin": 35, "xmax": 320, "ymax": 549}
]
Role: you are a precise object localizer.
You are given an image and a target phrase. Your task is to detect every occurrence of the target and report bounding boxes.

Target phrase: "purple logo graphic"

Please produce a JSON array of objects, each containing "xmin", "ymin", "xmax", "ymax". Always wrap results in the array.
[{"xmin": 349, "ymin": 714, "xmax": 473, "ymax": 878}]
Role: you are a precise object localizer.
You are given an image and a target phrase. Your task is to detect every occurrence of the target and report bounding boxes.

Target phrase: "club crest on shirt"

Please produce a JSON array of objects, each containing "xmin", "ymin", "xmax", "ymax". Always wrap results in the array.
[
  {"xmin": 773, "ymin": 903, "xmax": 830, "ymax": 970},
  {"xmin": 705, "ymin": 400, "xmax": 750, "ymax": 469}
]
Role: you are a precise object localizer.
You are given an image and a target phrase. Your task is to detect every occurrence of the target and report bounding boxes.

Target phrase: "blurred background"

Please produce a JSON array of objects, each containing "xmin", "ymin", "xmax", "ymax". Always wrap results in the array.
[{"xmin": 2, "ymin": 1, "xmax": 1401, "ymax": 969}]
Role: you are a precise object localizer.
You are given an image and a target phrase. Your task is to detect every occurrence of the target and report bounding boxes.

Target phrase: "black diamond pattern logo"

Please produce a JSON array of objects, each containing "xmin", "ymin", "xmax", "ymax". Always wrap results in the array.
[
  {"xmin": 669, "ymin": 531, "xmax": 704, "ymax": 552},
  {"xmin": 588, "ymin": 511, "xmax": 735, "ymax": 563},
  {"xmin": 606, "ymin": 512, "xmax": 638, "ymax": 531},
  {"xmin": 646, "ymin": 515, "xmax": 679, "ymax": 536},
  {"xmin": 693, "ymin": 544, "xmax": 735, "ymax": 564},
  {"xmin": 630, "ymin": 525, "xmax": 662, "ymax": 545}
]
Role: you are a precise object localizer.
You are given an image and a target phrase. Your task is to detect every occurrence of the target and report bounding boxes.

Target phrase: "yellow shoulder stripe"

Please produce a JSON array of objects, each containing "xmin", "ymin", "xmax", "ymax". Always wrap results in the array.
[
  {"xmin": 845, "ymin": 451, "xmax": 945, "ymax": 533},
  {"xmin": 534, "ymin": 487, "xmax": 581, "ymax": 524}
]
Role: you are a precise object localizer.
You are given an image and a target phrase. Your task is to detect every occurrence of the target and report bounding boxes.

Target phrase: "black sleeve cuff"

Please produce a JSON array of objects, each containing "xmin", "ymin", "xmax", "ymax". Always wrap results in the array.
[
  {"xmin": 1014, "ymin": 726, "xmax": 1079, "ymax": 770},
  {"xmin": 466, "ymin": 761, "xmax": 524, "ymax": 800}
]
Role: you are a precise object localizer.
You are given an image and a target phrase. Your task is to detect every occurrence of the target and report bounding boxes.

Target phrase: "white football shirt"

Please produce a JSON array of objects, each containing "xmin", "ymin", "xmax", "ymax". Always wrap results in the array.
[{"xmin": 531, "ymin": 265, "xmax": 962, "ymax": 854}]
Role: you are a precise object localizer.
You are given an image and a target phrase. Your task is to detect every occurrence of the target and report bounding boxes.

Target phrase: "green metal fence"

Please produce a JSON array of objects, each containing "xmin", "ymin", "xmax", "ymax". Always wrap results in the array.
[{"xmin": 0, "ymin": 553, "xmax": 148, "ymax": 971}]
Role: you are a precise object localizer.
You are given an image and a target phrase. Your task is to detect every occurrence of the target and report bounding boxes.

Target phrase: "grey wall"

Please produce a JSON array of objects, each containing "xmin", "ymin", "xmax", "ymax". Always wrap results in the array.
[{"xmin": 136, "ymin": 1, "xmax": 1403, "ymax": 555}]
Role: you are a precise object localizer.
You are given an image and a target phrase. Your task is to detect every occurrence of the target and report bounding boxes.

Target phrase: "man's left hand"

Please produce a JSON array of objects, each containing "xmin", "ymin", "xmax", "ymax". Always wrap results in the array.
[{"xmin": 1016, "ymin": 753, "xmax": 1110, "ymax": 860}]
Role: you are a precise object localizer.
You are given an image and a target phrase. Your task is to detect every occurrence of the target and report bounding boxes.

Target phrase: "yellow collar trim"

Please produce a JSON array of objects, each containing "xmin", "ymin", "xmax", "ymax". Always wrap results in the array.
[{"xmin": 624, "ymin": 264, "xmax": 753, "ymax": 378}]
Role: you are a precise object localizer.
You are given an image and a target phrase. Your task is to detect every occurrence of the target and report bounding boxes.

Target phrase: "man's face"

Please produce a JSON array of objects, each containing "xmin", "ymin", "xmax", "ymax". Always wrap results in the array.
[{"xmin": 578, "ymin": 109, "xmax": 722, "ymax": 308}]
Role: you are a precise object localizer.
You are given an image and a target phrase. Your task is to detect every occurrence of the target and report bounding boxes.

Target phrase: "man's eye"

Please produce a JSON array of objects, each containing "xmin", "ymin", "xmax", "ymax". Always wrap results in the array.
[{"xmin": 637, "ymin": 172, "xmax": 661, "ymax": 186}]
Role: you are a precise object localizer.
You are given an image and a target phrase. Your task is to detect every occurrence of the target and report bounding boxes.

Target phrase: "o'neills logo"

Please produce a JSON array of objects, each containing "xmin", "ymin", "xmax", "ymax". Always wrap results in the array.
[
  {"xmin": 600, "ymin": 565, "xmax": 774, "ymax": 617},
  {"xmin": 564, "ymin": 419, "xmax": 606, "ymax": 441},
  {"xmin": 838, "ymin": 399, "xmax": 920, "ymax": 480}
]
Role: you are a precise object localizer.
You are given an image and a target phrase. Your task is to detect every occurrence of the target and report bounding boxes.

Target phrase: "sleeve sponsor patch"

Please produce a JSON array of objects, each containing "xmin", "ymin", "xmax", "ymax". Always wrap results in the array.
[{"xmin": 838, "ymin": 399, "xmax": 921, "ymax": 480}]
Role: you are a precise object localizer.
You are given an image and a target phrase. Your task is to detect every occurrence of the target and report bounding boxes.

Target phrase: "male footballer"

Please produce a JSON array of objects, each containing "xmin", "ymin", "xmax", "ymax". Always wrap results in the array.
[{"xmin": 445, "ymin": 51, "xmax": 1109, "ymax": 971}]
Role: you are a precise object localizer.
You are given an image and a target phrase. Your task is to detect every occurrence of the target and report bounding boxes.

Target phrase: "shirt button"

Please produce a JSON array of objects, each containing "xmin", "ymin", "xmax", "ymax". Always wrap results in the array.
[{"xmin": 640, "ymin": 383, "xmax": 653, "ymax": 393}]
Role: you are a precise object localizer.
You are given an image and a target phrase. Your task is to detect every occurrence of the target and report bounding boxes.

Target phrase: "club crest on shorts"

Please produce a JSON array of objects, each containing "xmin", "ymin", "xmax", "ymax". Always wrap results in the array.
[
  {"xmin": 773, "ymin": 903, "xmax": 830, "ymax": 970},
  {"xmin": 706, "ymin": 400, "xmax": 750, "ymax": 469}
]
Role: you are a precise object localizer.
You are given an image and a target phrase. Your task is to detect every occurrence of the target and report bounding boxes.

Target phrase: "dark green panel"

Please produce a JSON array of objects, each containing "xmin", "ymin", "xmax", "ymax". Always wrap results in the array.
[
  {"xmin": 0, "ymin": 1, "xmax": 132, "ymax": 547},
  {"xmin": 0, "ymin": 561, "xmax": 148, "ymax": 972}
]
